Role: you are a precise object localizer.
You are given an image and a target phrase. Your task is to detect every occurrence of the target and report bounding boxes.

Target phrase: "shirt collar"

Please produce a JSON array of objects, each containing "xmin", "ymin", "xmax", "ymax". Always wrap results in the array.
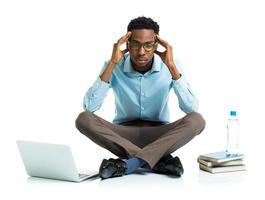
[{"xmin": 123, "ymin": 54, "xmax": 162, "ymax": 73}]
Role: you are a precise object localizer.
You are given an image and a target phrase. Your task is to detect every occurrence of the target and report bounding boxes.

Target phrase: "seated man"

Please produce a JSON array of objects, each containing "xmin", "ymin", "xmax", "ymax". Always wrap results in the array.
[{"xmin": 75, "ymin": 16, "xmax": 205, "ymax": 179}]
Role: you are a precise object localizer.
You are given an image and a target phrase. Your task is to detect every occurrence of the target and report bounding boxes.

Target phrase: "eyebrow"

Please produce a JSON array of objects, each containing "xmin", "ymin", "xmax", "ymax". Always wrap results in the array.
[{"xmin": 130, "ymin": 39, "xmax": 155, "ymax": 44}]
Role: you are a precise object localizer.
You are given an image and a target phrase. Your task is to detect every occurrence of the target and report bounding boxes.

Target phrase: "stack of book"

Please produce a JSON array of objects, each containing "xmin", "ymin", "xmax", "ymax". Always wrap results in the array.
[{"xmin": 198, "ymin": 151, "xmax": 246, "ymax": 173}]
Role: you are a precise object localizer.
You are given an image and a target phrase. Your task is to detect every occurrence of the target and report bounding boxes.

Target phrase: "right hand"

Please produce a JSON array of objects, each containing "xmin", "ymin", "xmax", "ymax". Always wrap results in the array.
[{"xmin": 110, "ymin": 32, "xmax": 131, "ymax": 64}]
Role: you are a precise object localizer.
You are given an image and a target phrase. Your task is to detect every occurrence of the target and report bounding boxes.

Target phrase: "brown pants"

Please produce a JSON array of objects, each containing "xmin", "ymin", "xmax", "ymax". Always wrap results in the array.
[{"xmin": 75, "ymin": 111, "xmax": 205, "ymax": 168}]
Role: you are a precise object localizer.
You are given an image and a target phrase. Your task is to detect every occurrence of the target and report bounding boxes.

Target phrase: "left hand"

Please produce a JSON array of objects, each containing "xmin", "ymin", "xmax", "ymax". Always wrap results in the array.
[
  {"xmin": 155, "ymin": 35, "xmax": 175, "ymax": 67},
  {"xmin": 155, "ymin": 35, "xmax": 181, "ymax": 80}
]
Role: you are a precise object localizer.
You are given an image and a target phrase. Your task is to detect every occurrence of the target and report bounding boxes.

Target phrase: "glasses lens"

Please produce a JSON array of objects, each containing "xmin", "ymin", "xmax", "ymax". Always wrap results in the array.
[
  {"xmin": 129, "ymin": 41, "xmax": 141, "ymax": 49},
  {"xmin": 144, "ymin": 43, "xmax": 155, "ymax": 51}
]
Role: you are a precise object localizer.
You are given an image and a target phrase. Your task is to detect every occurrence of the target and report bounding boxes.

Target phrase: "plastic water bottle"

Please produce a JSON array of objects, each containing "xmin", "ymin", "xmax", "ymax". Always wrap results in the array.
[{"xmin": 226, "ymin": 111, "xmax": 239, "ymax": 155}]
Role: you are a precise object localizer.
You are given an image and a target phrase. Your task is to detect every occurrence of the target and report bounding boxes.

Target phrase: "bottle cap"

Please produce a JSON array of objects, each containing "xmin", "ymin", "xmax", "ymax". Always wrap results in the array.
[{"xmin": 230, "ymin": 111, "xmax": 237, "ymax": 116}]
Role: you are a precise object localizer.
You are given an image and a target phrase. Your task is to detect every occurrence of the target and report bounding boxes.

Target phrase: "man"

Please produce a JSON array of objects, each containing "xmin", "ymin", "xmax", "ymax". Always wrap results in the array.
[{"xmin": 76, "ymin": 16, "xmax": 205, "ymax": 179}]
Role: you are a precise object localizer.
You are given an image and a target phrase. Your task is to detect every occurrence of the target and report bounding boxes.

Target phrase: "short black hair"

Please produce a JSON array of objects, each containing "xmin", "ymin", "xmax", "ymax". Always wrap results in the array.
[{"xmin": 127, "ymin": 16, "xmax": 159, "ymax": 34}]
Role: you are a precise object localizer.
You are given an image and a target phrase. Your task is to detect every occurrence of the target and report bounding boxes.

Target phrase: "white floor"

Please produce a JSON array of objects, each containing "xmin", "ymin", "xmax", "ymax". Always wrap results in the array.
[
  {"xmin": 2, "ymin": 116, "xmax": 264, "ymax": 200},
  {"xmin": 2, "ymin": 110, "xmax": 264, "ymax": 199},
  {"xmin": 3, "ymin": 147, "xmax": 263, "ymax": 200}
]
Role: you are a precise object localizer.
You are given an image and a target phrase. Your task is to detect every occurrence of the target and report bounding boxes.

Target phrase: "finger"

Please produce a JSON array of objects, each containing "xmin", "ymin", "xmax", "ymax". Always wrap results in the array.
[
  {"xmin": 122, "ymin": 31, "xmax": 132, "ymax": 41},
  {"xmin": 156, "ymin": 35, "xmax": 168, "ymax": 46},
  {"xmin": 124, "ymin": 31, "xmax": 132, "ymax": 42},
  {"xmin": 123, "ymin": 31, "xmax": 131, "ymax": 36},
  {"xmin": 156, "ymin": 35, "xmax": 169, "ymax": 48},
  {"xmin": 117, "ymin": 32, "xmax": 131, "ymax": 45},
  {"xmin": 125, "ymin": 31, "xmax": 132, "ymax": 38}
]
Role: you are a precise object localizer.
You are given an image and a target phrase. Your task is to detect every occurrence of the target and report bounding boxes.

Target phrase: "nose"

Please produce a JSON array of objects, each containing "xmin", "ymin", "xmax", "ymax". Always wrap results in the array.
[{"xmin": 138, "ymin": 46, "xmax": 146, "ymax": 56}]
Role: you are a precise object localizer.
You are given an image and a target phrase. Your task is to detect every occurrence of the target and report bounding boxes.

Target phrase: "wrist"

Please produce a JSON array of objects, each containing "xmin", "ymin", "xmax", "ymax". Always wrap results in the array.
[
  {"xmin": 109, "ymin": 59, "xmax": 118, "ymax": 65},
  {"xmin": 172, "ymin": 73, "xmax": 181, "ymax": 80}
]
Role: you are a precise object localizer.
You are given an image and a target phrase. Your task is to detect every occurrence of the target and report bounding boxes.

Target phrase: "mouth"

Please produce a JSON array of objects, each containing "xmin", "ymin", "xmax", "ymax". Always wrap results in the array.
[{"xmin": 135, "ymin": 58, "xmax": 148, "ymax": 64}]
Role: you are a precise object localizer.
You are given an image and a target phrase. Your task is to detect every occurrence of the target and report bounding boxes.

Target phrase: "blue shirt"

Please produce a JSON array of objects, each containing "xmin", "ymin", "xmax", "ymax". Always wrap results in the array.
[{"xmin": 83, "ymin": 53, "xmax": 198, "ymax": 124}]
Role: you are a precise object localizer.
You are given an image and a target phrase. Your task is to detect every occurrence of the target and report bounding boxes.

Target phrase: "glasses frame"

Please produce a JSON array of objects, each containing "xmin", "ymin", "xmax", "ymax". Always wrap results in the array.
[{"xmin": 127, "ymin": 40, "xmax": 158, "ymax": 52}]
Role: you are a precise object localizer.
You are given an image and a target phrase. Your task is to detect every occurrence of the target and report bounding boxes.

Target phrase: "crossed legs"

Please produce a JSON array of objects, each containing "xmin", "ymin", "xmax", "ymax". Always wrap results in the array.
[{"xmin": 75, "ymin": 111, "xmax": 205, "ymax": 169}]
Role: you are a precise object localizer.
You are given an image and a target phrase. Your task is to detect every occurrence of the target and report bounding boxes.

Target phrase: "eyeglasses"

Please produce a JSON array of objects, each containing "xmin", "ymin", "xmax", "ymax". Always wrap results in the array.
[{"xmin": 127, "ymin": 40, "xmax": 157, "ymax": 52}]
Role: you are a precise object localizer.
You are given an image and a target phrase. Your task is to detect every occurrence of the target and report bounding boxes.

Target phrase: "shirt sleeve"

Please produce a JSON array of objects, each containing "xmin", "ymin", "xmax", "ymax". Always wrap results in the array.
[
  {"xmin": 83, "ymin": 61, "xmax": 112, "ymax": 112},
  {"xmin": 171, "ymin": 60, "xmax": 199, "ymax": 113}
]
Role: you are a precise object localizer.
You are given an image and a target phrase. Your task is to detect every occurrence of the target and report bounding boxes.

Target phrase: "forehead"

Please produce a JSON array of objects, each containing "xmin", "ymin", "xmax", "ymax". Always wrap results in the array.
[{"xmin": 130, "ymin": 29, "xmax": 156, "ymax": 42}]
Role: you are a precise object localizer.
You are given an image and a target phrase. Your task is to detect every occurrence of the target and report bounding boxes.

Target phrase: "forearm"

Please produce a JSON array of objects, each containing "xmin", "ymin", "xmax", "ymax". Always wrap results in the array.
[
  {"xmin": 167, "ymin": 63, "xmax": 181, "ymax": 80},
  {"xmin": 83, "ymin": 77, "xmax": 110, "ymax": 112},
  {"xmin": 100, "ymin": 60, "xmax": 117, "ymax": 83},
  {"xmin": 172, "ymin": 77, "xmax": 199, "ymax": 113}
]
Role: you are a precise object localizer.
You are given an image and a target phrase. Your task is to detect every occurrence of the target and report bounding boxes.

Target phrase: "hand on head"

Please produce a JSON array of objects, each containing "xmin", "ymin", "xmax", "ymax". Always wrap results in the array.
[
  {"xmin": 154, "ymin": 35, "xmax": 174, "ymax": 67},
  {"xmin": 110, "ymin": 32, "xmax": 131, "ymax": 64}
]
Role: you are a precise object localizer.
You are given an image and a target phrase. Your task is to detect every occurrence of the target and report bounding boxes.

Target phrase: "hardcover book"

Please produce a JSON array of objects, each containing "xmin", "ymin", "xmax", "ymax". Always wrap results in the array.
[
  {"xmin": 198, "ymin": 151, "xmax": 244, "ymax": 163},
  {"xmin": 199, "ymin": 164, "xmax": 246, "ymax": 173},
  {"xmin": 197, "ymin": 158, "xmax": 244, "ymax": 167}
]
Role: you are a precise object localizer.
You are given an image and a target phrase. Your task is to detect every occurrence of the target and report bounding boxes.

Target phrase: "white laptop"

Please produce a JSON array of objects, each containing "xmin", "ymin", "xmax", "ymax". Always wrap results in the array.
[{"xmin": 16, "ymin": 140, "xmax": 98, "ymax": 182}]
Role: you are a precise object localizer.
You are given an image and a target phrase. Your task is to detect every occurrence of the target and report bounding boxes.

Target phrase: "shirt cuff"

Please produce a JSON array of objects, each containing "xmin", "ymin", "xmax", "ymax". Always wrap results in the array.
[
  {"xmin": 90, "ymin": 77, "xmax": 110, "ymax": 97},
  {"xmin": 172, "ymin": 75, "xmax": 189, "ymax": 91}
]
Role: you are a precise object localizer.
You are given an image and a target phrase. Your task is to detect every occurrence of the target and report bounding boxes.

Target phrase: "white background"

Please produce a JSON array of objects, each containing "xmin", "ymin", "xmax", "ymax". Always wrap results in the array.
[{"xmin": 1, "ymin": 0, "xmax": 265, "ymax": 199}]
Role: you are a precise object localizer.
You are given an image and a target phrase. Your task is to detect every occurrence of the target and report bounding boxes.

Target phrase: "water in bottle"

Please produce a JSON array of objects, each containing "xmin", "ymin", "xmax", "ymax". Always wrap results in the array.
[{"xmin": 226, "ymin": 111, "xmax": 239, "ymax": 155}]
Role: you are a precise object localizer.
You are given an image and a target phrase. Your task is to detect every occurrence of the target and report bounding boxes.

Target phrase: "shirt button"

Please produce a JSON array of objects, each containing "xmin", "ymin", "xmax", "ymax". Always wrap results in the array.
[
  {"xmin": 141, "ymin": 92, "xmax": 145, "ymax": 96},
  {"xmin": 141, "ymin": 107, "xmax": 144, "ymax": 110}
]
